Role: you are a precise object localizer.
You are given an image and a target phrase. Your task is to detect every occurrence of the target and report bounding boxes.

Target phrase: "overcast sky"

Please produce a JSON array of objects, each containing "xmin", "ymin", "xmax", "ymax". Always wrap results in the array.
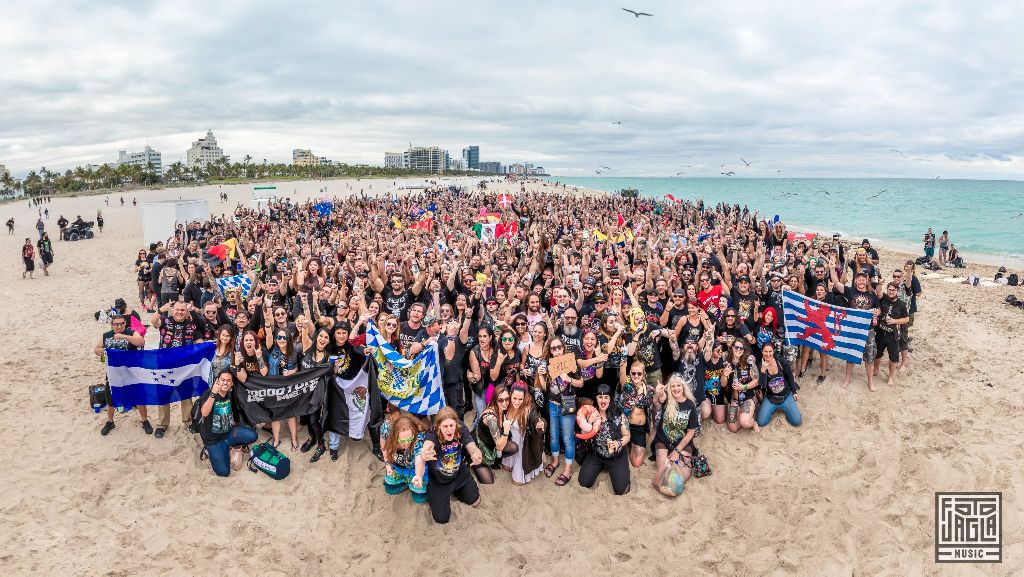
[{"xmin": 1, "ymin": 0, "xmax": 1022, "ymax": 179}]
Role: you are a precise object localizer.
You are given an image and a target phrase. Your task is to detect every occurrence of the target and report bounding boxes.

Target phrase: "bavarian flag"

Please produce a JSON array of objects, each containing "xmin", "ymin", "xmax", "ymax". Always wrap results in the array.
[{"xmin": 365, "ymin": 320, "xmax": 445, "ymax": 415}]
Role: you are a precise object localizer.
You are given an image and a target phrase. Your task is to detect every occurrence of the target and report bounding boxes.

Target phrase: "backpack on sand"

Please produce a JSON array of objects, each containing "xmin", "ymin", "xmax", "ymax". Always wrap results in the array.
[{"xmin": 248, "ymin": 441, "xmax": 291, "ymax": 480}]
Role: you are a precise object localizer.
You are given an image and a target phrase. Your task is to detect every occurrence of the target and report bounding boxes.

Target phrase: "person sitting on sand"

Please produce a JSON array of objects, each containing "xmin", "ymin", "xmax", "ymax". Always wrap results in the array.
[
  {"xmin": 755, "ymin": 341, "xmax": 801, "ymax": 428},
  {"xmin": 382, "ymin": 413, "xmax": 428, "ymax": 505},
  {"xmin": 724, "ymin": 339, "xmax": 760, "ymax": 433},
  {"xmin": 577, "ymin": 384, "xmax": 632, "ymax": 495},
  {"xmin": 500, "ymin": 382, "xmax": 545, "ymax": 485}
]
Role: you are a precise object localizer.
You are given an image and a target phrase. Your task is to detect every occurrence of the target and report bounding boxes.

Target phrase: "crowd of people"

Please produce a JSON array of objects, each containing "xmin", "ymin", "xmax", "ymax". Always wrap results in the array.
[{"xmin": 98, "ymin": 181, "xmax": 924, "ymax": 522}]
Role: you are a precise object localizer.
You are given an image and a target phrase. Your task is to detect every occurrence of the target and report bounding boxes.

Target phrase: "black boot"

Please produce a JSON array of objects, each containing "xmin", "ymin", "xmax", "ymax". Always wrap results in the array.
[{"xmin": 369, "ymin": 425, "xmax": 384, "ymax": 462}]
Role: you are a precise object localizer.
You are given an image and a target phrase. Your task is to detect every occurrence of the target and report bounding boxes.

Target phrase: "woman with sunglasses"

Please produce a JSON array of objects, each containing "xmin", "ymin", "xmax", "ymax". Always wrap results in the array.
[
  {"xmin": 473, "ymin": 384, "xmax": 515, "ymax": 483},
  {"xmin": 537, "ymin": 337, "xmax": 582, "ymax": 485},
  {"xmin": 489, "ymin": 328, "xmax": 523, "ymax": 391},
  {"xmin": 376, "ymin": 314, "xmax": 401, "ymax": 347},
  {"xmin": 577, "ymin": 384, "xmax": 632, "ymax": 495},
  {"xmin": 756, "ymin": 341, "xmax": 802, "ymax": 428},
  {"xmin": 381, "ymin": 413, "xmax": 427, "ymax": 505},
  {"xmin": 715, "ymin": 307, "xmax": 755, "ymax": 348},
  {"xmin": 135, "ymin": 249, "xmax": 153, "ymax": 311},
  {"xmin": 510, "ymin": 314, "xmax": 530, "ymax": 352},
  {"xmin": 414, "ymin": 407, "xmax": 484, "ymax": 524},
  {"xmin": 468, "ymin": 326, "xmax": 498, "ymax": 428},
  {"xmin": 724, "ymin": 339, "xmax": 761, "ymax": 433},
  {"xmin": 651, "ymin": 373, "xmax": 699, "ymax": 490},
  {"xmin": 501, "ymin": 382, "xmax": 546, "ymax": 485},
  {"xmin": 618, "ymin": 359, "xmax": 654, "ymax": 468}
]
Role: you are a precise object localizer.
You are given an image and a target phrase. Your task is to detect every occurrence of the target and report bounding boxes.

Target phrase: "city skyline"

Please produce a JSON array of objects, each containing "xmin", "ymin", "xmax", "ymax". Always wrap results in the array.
[{"xmin": 1, "ymin": 1, "xmax": 1022, "ymax": 180}]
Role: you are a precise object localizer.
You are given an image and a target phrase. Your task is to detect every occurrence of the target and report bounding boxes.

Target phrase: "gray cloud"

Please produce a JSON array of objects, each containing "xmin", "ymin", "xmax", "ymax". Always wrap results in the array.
[{"xmin": 1, "ymin": 0, "xmax": 1022, "ymax": 178}]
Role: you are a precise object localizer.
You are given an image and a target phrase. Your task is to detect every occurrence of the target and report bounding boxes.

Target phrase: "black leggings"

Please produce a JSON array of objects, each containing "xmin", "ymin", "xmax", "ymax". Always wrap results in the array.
[
  {"xmin": 578, "ymin": 450, "xmax": 631, "ymax": 495},
  {"xmin": 305, "ymin": 414, "xmax": 324, "ymax": 447},
  {"xmin": 472, "ymin": 465, "xmax": 494, "ymax": 485}
]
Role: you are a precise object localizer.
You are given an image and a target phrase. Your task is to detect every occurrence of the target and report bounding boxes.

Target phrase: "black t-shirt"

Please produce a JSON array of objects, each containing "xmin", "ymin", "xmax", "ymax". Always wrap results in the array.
[
  {"xmin": 382, "ymin": 286, "xmax": 414, "ymax": 321},
  {"xmin": 554, "ymin": 326, "xmax": 583, "ymax": 356},
  {"xmin": 423, "ymin": 427, "xmax": 474, "ymax": 484},
  {"xmin": 656, "ymin": 398, "xmax": 698, "ymax": 448},
  {"xmin": 675, "ymin": 355, "xmax": 707, "ymax": 406},
  {"xmin": 630, "ymin": 322, "xmax": 662, "ymax": 373},
  {"xmin": 877, "ymin": 296, "xmax": 908, "ymax": 336},
  {"xmin": 102, "ymin": 329, "xmax": 140, "ymax": 351},
  {"xmin": 398, "ymin": 322, "xmax": 427, "ymax": 356},
  {"xmin": 730, "ymin": 289, "xmax": 760, "ymax": 328},
  {"xmin": 158, "ymin": 313, "xmax": 201, "ymax": 348},
  {"xmin": 198, "ymin": 390, "xmax": 234, "ymax": 445},
  {"xmin": 439, "ymin": 335, "xmax": 466, "ymax": 384},
  {"xmin": 843, "ymin": 286, "xmax": 880, "ymax": 321},
  {"xmin": 494, "ymin": 348, "xmax": 522, "ymax": 388}
]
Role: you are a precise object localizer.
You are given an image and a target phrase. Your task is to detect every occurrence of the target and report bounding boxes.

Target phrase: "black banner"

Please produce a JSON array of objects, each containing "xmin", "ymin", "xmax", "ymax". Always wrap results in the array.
[{"xmin": 235, "ymin": 365, "xmax": 331, "ymax": 424}]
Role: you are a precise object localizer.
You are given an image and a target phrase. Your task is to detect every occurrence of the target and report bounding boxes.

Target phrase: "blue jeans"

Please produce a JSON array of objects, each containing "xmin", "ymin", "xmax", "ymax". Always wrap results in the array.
[
  {"xmin": 756, "ymin": 394, "xmax": 802, "ymax": 428},
  {"xmin": 547, "ymin": 401, "xmax": 576, "ymax": 461},
  {"xmin": 206, "ymin": 425, "xmax": 258, "ymax": 477},
  {"xmin": 471, "ymin": 393, "xmax": 486, "ymax": 430},
  {"xmin": 328, "ymin": 431, "xmax": 342, "ymax": 450}
]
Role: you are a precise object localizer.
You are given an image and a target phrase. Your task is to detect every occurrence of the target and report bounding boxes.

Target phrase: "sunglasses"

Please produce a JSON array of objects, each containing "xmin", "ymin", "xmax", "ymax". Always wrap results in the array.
[
  {"xmin": 630, "ymin": 371, "xmax": 645, "ymax": 377},
  {"xmin": 501, "ymin": 337, "xmax": 515, "ymax": 342},
  {"xmin": 386, "ymin": 323, "xmax": 398, "ymax": 328},
  {"xmin": 514, "ymin": 322, "xmax": 527, "ymax": 326},
  {"xmin": 276, "ymin": 335, "xmax": 289, "ymax": 341},
  {"xmin": 550, "ymin": 345, "xmax": 564, "ymax": 351},
  {"xmin": 497, "ymin": 397, "xmax": 510, "ymax": 403},
  {"xmin": 725, "ymin": 314, "xmax": 736, "ymax": 318},
  {"xmin": 733, "ymin": 344, "xmax": 745, "ymax": 350}
]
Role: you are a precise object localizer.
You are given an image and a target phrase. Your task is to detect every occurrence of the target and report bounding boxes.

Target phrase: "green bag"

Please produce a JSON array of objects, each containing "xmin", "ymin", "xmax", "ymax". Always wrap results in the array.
[{"xmin": 247, "ymin": 441, "xmax": 291, "ymax": 480}]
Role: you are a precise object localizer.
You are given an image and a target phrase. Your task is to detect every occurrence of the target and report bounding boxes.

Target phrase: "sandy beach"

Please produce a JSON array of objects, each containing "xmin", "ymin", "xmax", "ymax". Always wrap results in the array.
[{"xmin": 1, "ymin": 178, "xmax": 1021, "ymax": 577}]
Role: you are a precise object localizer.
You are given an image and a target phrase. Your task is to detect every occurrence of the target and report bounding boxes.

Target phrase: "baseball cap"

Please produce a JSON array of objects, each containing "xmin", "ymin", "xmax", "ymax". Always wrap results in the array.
[
  {"xmin": 861, "ymin": 238, "xmax": 871, "ymax": 244},
  {"xmin": 593, "ymin": 292, "xmax": 607, "ymax": 302},
  {"xmin": 672, "ymin": 288, "xmax": 686, "ymax": 296},
  {"xmin": 684, "ymin": 336, "xmax": 699, "ymax": 344},
  {"xmin": 583, "ymin": 276, "xmax": 597, "ymax": 287},
  {"xmin": 737, "ymin": 275, "xmax": 751, "ymax": 283},
  {"xmin": 424, "ymin": 315, "xmax": 438, "ymax": 326}
]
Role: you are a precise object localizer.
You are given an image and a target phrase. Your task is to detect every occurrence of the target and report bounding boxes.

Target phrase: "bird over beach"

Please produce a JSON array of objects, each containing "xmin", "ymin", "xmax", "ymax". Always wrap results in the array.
[{"xmin": 622, "ymin": 8, "xmax": 653, "ymax": 18}]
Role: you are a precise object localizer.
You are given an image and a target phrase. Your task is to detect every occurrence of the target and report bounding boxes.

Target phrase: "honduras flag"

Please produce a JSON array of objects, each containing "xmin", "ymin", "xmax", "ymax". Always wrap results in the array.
[
  {"xmin": 782, "ymin": 289, "xmax": 873, "ymax": 364},
  {"xmin": 365, "ymin": 319, "xmax": 445, "ymax": 416},
  {"xmin": 106, "ymin": 342, "xmax": 216, "ymax": 409},
  {"xmin": 313, "ymin": 201, "xmax": 333, "ymax": 217}
]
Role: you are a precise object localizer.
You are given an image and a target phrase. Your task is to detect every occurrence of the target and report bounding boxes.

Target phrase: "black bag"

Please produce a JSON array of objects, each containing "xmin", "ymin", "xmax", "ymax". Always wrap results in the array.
[
  {"xmin": 188, "ymin": 391, "xmax": 209, "ymax": 434},
  {"xmin": 1009, "ymin": 274, "xmax": 1019, "ymax": 287},
  {"xmin": 560, "ymin": 393, "xmax": 577, "ymax": 416},
  {"xmin": 914, "ymin": 256, "xmax": 929, "ymax": 265},
  {"xmin": 685, "ymin": 446, "xmax": 712, "ymax": 478},
  {"xmin": 89, "ymin": 384, "xmax": 108, "ymax": 411}
]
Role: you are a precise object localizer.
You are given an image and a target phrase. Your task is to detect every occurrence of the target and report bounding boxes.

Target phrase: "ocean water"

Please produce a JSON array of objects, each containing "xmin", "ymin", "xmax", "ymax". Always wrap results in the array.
[{"xmin": 548, "ymin": 177, "xmax": 1024, "ymax": 267}]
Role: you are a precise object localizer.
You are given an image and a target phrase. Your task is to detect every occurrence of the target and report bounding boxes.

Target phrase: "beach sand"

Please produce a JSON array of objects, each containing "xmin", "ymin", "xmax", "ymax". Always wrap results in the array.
[{"xmin": 1, "ymin": 178, "xmax": 1021, "ymax": 577}]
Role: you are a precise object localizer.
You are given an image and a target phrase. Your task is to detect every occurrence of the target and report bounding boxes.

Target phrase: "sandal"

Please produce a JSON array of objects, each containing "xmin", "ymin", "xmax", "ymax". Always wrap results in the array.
[
  {"xmin": 816, "ymin": 375, "xmax": 826, "ymax": 384},
  {"xmin": 543, "ymin": 463, "xmax": 558, "ymax": 478},
  {"xmin": 555, "ymin": 473, "xmax": 571, "ymax": 486}
]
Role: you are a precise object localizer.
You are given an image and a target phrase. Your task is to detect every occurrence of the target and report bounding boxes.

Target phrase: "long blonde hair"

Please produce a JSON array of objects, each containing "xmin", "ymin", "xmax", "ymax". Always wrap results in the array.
[{"xmin": 664, "ymin": 373, "xmax": 696, "ymax": 424}]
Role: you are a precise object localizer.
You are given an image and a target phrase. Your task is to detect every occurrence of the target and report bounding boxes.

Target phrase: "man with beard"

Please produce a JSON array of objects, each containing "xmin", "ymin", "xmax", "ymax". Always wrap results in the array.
[
  {"xmin": 873, "ymin": 281, "xmax": 909, "ymax": 386},
  {"xmin": 554, "ymin": 306, "xmax": 582, "ymax": 355},
  {"xmin": 581, "ymin": 291, "xmax": 609, "ymax": 333},
  {"xmin": 150, "ymin": 299, "xmax": 203, "ymax": 438},
  {"xmin": 829, "ymin": 258, "xmax": 881, "ymax": 391},
  {"xmin": 674, "ymin": 337, "xmax": 708, "ymax": 429},
  {"xmin": 730, "ymin": 275, "xmax": 760, "ymax": 330},
  {"xmin": 399, "ymin": 302, "xmax": 429, "ymax": 357},
  {"xmin": 370, "ymin": 258, "xmax": 427, "ymax": 322},
  {"xmin": 196, "ymin": 300, "xmax": 229, "ymax": 341}
]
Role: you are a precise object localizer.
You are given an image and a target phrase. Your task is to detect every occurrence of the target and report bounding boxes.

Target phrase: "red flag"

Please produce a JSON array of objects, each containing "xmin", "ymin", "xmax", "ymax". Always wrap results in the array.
[
  {"xmin": 496, "ymin": 221, "xmax": 518, "ymax": 239},
  {"xmin": 666, "ymin": 194, "xmax": 678, "ymax": 204},
  {"xmin": 787, "ymin": 232, "xmax": 815, "ymax": 243},
  {"xmin": 410, "ymin": 218, "xmax": 433, "ymax": 232},
  {"xmin": 498, "ymin": 194, "xmax": 513, "ymax": 209},
  {"xmin": 207, "ymin": 243, "xmax": 229, "ymax": 262},
  {"xmin": 616, "ymin": 213, "xmax": 625, "ymax": 227}
]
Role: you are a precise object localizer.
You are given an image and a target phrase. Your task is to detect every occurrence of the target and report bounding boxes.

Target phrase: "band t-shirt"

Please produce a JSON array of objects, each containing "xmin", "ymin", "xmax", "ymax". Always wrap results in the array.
[{"xmin": 423, "ymin": 427, "xmax": 474, "ymax": 484}]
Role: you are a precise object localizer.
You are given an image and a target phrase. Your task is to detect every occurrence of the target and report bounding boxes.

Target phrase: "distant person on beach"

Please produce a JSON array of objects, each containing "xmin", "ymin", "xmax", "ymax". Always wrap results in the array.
[
  {"xmin": 96, "ymin": 212, "xmax": 104, "ymax": 233},
  {"xmin": 95, "ymin": 314, "xmax": 149, "ymax": 436},
  {"xmin": 21, "ymin": 238, "xmax": 35, "ymax": 279},
  {"xmin": 6, "ymin": 218, "xmax": 13, "ymax": 235},
  {"xmin": 922, "ymin": 228, "xmax": 935, "ymax": 260},
  {"xmin": 37, "ymin": 233, "xmax": 53, "ymax": 276},
  {"xmin": 938, "ymin": 230, "xmax": 950, "ymax": 266},
  {"xmin": 57, "ymin": 215, "xmax": 67, "ymax": 240},
  {"xmin": 35, "ymin": 217, "xmax": 44, "ymax": 240},
  {"xmin": 860, "ymin": 238, "xmax": 879, "ymax": 265}
]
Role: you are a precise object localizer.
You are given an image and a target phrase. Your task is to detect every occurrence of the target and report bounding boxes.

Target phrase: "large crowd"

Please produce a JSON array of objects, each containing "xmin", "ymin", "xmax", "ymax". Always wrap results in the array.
[{"xmin": 97, "ymin": 181, "xmax": 923, "ymax": 523}]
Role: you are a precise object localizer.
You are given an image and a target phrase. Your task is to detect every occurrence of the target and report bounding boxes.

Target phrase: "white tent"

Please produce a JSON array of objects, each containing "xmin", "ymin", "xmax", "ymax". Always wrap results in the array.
[{"xmin": 142, "ymin": 199, "xmax": 209, "ymax": 246}]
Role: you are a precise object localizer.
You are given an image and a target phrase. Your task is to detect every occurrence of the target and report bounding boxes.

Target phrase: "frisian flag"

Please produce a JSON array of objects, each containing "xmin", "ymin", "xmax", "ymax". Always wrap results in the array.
[
  {"xmin": 365, "ymin": 319, "xmax": 446, "ymax": 415},
  {"xmin": 106, "ymin": 342, "xmax": 215, "ymax": 409},
  {"xmin": 781, "ymin": 289, "xmax": 873, "ymax": 365}
]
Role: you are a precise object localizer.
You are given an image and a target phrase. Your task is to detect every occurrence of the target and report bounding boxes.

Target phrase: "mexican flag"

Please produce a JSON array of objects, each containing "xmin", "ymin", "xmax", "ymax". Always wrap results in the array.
[{"xmin": 473, "ymin": 221, "xmax": 518, "ymax": 243}]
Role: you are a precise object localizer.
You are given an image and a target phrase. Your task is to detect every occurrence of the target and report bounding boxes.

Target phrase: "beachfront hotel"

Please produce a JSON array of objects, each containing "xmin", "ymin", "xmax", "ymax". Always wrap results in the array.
[
  {"xmin": 293, "ymin": 149, "xmax": 319, "ymax": 166},
  {"xmin": 116, "ymin": 145, "xmax": 163, "ymax": 176},
  {"xmin": 461, "ymin": 146, "xmax": 480, "ymax": 170},
  {"xmin": 186, "ymin": 130, "xmax": 225, "ymax": 169},
  {"xmin": 384, "ymin": 152, "xmax": 405, "ymax": 169}
]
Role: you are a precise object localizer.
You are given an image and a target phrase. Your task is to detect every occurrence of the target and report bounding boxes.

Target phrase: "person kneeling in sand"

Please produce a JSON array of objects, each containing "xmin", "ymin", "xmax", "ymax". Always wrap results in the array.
[
  {"xmin": 414, "ymin": 408, "xmax": 483, "ymax": 524},
  {"xmin": 381, "ymin": 413, "xmax": 428, "ymax": 505},
  {"xmin": 198, "ymin": 370, "xmax": 258, "ymax": 477}
]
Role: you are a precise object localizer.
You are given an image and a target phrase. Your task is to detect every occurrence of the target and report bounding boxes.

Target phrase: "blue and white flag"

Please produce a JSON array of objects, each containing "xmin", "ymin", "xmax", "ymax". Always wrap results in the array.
[
  {"xmin": 216, "ymin": 273, "xmax": 253, "ymax": 299},
  {"xmin": 782, "ymin": 289, "xmax": 874, "ymax": 365},
  {"xmin": 365, "ymin": 319, "xmax": 445, "ymax": 416},
  {"xmin": 313, "ymin": 202, "xmax": 333, "ymax": 216},
  {"xmin": 106, "ymin": 342, "xmax": 216, "ymax": 409}
]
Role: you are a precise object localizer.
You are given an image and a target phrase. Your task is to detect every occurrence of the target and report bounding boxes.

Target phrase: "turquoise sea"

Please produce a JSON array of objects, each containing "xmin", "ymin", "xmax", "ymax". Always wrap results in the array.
[{"xmin": 548, "ymin": 177, "xmax": 1024, "ymax": 267}]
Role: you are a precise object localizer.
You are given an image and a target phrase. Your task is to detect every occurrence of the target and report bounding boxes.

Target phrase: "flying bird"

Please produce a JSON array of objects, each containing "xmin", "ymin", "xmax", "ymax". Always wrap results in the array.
[
  {"xmin": 721, "ymin": 171, "xmax": 735, "ymax": 176},
  {"xmin": 1012, "ymin": 213, "xmax": 1023, "ymax": 219},
  {"xmin": 675, "ymin": 171, "xmax": 686, "ymax": 176},
  {"xmin": 817, "ymin": 189, "xmax": 830, "ymax": 196},
  {"xmin": 595, "ymin": 170, "xmax": 603, "ymax": 175},
  {"xmin": 934, "ymin": 176, "xmax": 941, "ymax": 179},
  {"xmin": 740, "ymin": 158, "xmax": 752, "ymax": 167},
  {"xmin": 866, "ymin": 189, "xmax": 887, "ymax": 200},
  {"xmin": 611, "ymin": 121, "xmax": 622, "ymax": 125},
  {"xmin": 890, "ymin": 149, "xmax": 907, "ymax": 158},
  {"xmin": 622, "ymin": 8, "xmax": 653, "ymax": 18},
  {"xmin": 600, "ymin": 165, "xmax": 611, "ymax": 170}
]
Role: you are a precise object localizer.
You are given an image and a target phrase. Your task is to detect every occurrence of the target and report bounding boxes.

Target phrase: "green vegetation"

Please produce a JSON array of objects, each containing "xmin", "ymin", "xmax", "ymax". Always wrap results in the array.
[
  {"xmin": 0, "ymin": 156, "xmax": 475, "ymax": 198},
  {"xmin": 619, "ymin": 187, "xmax": 640, "ymax": 198}
]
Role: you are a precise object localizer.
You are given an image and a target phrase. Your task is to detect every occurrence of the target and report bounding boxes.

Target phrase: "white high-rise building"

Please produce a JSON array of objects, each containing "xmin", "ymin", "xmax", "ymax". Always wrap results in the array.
[
  {"xmin": 186, "ymin": 130, "xmax": 226, "ymax": 168},
  {"xmin": 384, "ymin": 152, "xmax": 406, "ymax": 169},
  {"xmin": 116, "ymin": 145, "xmax": 163, "ymax": 175}
]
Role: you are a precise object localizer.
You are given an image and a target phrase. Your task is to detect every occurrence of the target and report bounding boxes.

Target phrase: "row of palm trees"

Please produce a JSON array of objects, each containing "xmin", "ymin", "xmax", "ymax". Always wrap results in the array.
[{"xmin": 1, "ymin": 155, "xmax": 467, "ymax": 197}]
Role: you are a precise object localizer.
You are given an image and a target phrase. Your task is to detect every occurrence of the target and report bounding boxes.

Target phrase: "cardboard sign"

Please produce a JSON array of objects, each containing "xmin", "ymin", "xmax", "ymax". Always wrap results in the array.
[{"xmin": 547, "ymin": 353, "xmax": 577, "ymax": 379}]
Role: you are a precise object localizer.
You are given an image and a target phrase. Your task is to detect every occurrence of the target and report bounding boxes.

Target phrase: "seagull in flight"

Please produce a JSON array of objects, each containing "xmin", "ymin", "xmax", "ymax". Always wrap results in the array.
[
  {"xmin": 721, "ymin": 171, "xmax": 735, "ymax": 176},
  {"xmin": 817, "ymin": 189, "xmax": 830, "ymax": 196},
  {"xmin": 675, "ymin": 171, "xmax": 686, "ymax": 176},
  {"xmin": 890, "ymin": 149, "xmax": 907, "ymax": 158},
  {"xmin": 934, "ymin": 176, "xmax": 941, "ymax": 179},
  {"xmin": 611, "ymin": 121, "xmax": 622, "ymax": 125},
  {"xmin": 595, "ymin": 170, "xmax": 603, "ymax": 175},
  {"xmin": 1012, "ymin": 212, "xmax": 1023, "ymax": 219},
  {"xmin": 740, "ymin": 158, "xmax": 752, "ymax": 167},
  {"xmin": 622, "ymin": 8, "xmax": 653, "ymax": 18},
  {"xmin": 600, "ymin": 165, "xmax": 611, "ymax": 170},
  {"xmin": 866, "ymin": 189, "xmax": 887, "ymax": 200}
]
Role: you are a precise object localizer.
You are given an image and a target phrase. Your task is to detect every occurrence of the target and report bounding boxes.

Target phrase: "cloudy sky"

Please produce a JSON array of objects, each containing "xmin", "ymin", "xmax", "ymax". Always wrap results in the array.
[{"xmin": 1, "ymin": 0, "xmax": 1022, "ymax": 179}]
